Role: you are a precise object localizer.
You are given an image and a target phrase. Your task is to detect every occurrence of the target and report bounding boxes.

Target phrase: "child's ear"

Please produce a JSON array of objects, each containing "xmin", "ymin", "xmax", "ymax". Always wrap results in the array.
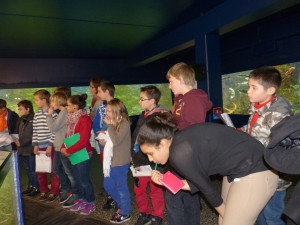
[{"xmin": 267, "ymin": 87, "xmax": 276, "ymax": 96}]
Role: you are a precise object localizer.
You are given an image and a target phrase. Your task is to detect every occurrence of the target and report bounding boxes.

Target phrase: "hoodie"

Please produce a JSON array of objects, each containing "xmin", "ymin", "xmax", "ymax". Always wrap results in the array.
[{"xmin": 172, "ymin": 89, "xmax": 213, "ymax": 130}]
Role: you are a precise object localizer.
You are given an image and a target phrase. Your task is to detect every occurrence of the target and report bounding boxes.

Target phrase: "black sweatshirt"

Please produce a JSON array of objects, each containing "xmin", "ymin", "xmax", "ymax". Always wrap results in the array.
[{"xmin": 169, "ymin": 122, "xmax": 268, "ymax": 208}]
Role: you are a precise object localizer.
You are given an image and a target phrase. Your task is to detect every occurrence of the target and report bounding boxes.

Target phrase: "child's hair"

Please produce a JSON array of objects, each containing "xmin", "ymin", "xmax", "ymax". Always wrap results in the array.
[
  {"xmin": 54, "ymin": 86, "xmax": 71, "ymax": 97},
  {"xmin": 33, "ymin": 89, "xmax": 51, "ymax": 104},
  {"xmin": 140, "ymin": 85, "xmax": 161, "ymax": 104},
  {"xmin": 0, "ymin": 99, "xmax": 7, "ymax": 108},
  {"xmin": 137, "ymin": 113, "xmax": 178, "ymax": 147},
  {"xmin": 90, "ymin": 77, "xmax": 103, "ymax": 92},
  {"xmin": 17, "ymin": 100, "xmax": 34, "ymax": 114},
  {"xmin": 107, "ymin": 98, "xmax": 130, "ymax": 131},
  {"xmin": 68, "ymin": 94, "xmax": 87, "ymax": 109},
  {"xmin": 249, "ymin": 66, "xmax": 282, "ymax": 92},
  {"xmin": 50, "ymin": 92, "xmax": 68, "ymax": 107},
  {"xmin": 166, "ymin": 62, "xmax": 196, "ymax": 87},
  {"xmin": 99, "ymin": 81, "xmax": 115, "ymax": 97}
]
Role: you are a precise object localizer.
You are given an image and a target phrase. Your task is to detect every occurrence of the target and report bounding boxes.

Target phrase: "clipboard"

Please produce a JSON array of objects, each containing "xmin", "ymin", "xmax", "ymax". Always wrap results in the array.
[
  {"xmin": 63, "ymin": 133, "xmax": 89, "ymax": 165},
  {"xmin": 160, "ymin": 171, "xmax": 184, "ymax": 195}
]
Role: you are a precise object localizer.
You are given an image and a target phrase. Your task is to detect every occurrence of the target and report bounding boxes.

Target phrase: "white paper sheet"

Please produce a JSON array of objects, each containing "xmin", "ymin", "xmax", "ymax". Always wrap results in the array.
[
  {"xmin": 35, "ymin": 152, "xmax": 52, "ymax": 173},
  {"xmin": 130, "ymin": 165, "xmax": 152, "ymax": 177}
]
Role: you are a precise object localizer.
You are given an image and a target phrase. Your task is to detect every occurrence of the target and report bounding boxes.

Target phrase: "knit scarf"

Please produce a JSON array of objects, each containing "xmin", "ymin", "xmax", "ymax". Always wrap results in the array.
[
  {"xmin": 248, "ymin": 96, "xmax": 275, "ymax": 135},
  {"xmin": 103, "ymin": 132, "xmax": 113, "ymax": 177},
  {"xmin": 0, "ymin": 109, "xmax": 8, "ymax": 131},
  {"xmin": 66, "ymin": 109, "xmax": 87, "ymax": 137}
]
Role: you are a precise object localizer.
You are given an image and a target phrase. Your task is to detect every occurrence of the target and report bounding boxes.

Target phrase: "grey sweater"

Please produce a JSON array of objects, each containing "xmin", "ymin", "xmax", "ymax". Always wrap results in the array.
[{"xmin": 46, "ymin": 109, "xmax": 67, "ymax": 151}]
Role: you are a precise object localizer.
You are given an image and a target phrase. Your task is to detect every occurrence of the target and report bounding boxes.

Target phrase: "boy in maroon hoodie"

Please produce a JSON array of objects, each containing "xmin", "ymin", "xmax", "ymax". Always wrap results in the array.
[{"xmin": 166, "ymin": 62, "xmax": 213, "ymax": 225}]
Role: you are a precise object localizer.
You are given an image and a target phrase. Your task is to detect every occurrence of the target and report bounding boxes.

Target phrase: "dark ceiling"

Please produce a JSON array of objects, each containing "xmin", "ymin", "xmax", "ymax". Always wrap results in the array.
[{"xmin": 0, "ymin": 0, "xmax": 226, "ymax": 59}]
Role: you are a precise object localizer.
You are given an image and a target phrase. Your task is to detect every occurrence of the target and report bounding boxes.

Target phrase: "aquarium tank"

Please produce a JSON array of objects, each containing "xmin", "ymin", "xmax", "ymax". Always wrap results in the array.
[
  {"xmin": 222, "ymin": 63, "xmax": 300, "ymax": 114},
  {"xmin": 0, "ymin": 83, "xmax": 172, "ymax": 116}
]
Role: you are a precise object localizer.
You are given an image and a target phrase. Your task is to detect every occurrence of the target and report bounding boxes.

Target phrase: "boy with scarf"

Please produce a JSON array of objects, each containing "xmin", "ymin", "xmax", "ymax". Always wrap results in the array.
[{"xmin": 240, "ymin": 66, "xmax": 293, "ymax": 225}]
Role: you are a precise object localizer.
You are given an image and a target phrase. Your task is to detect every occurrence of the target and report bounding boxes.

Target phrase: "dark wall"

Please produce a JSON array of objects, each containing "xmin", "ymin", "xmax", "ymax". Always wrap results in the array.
[
  {"xmin": 0, "ymin": 47, "xmax": 197, "ymax": 89},
  {"xmin": 221, "ymin": 4, "xmax": 300, "ymax": 74},
  {"xmin": 0, "ymin": 59, "xmax": 125, "ymax": 89},
  {"xmin": 1, "ymin": 4, "xmax": 300, "ymax": 89}
]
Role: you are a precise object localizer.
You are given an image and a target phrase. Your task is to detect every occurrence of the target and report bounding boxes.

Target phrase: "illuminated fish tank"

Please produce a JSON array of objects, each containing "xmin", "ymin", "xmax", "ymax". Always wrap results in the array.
[
  {"xmin": 222, "ymin": 63, "xmax": 300, "ymax": 114},
  {"xmin": 0, "ymin": 83, "xmax": 172, "ymax": 116}
]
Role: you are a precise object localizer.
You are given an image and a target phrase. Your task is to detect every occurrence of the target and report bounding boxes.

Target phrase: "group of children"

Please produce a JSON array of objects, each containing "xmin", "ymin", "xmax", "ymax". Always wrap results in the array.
[
  {"xmin": 19, "ymin": 88, "xmax": 96, "ymax": 215},
  {"xmin": 0, "ymin": 62, "xmax": 294, "ymax": 225}
]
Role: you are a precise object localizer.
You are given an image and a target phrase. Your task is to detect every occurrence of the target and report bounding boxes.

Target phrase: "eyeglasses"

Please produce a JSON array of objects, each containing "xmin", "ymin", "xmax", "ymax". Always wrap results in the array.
[{"xmin": 139, "ymin": 98, "xmax": 151, "ymax": 102}]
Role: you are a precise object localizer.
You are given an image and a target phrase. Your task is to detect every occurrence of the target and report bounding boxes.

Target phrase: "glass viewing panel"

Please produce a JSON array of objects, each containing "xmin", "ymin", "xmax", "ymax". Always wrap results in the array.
[
  {"xmin": 0, "ymin": 83, "xmax": 173, "ymax": 116},
  {"xmin": 222, "ymin": 63, "xmax": 300, "ymax": 114}
]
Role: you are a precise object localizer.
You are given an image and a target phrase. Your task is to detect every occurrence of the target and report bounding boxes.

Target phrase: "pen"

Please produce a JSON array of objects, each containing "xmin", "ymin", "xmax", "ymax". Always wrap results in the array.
[{"xmin": 154, "ymin": 163, "xmax": 158, "ymax": 170}]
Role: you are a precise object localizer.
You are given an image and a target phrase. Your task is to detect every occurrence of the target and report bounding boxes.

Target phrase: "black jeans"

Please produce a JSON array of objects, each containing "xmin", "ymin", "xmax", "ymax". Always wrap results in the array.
[{"xmin": 165, "ymin": 189, "xmax": 201, "ymax": 225}]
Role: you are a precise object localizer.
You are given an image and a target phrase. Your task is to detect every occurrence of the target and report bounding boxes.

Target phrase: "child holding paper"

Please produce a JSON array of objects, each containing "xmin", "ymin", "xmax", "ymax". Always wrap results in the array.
[
  {"xmin": 98, "ymin": 98, "xmax": 131, "ymax": 223},
  {"xmin": 46, "ymin": 92, "xmax": 78, "ymax": 206},
  {"xmin": 93, "ymin": 81, "xmax": 115, "ymax": 208},
  {"xmin": 131, "ymin": 85, "xmax": 170, "ymax": 225},
  {"xmin": 60, "ymin": 94, "xmax": 95, "ymax": 215},
  {"xmin": 32, "ymin": 89, "xmax": 60, "ymax": 201}
]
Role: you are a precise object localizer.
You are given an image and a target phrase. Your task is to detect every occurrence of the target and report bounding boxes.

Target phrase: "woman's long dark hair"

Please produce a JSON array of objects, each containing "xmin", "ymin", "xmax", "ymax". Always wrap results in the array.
[{"xmin": 137, "ymin": 113, "xmax": 178, "ymax": 147}]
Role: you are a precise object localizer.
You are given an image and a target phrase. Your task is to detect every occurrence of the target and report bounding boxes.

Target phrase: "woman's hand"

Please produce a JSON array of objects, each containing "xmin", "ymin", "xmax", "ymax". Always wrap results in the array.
[
  {"xmin": 151, "ymin": 170, "xmax": 163, "ymax": 186},
  {"xmin": 215, "ymin": 202, "xmax": 225, "ymax": 218}
]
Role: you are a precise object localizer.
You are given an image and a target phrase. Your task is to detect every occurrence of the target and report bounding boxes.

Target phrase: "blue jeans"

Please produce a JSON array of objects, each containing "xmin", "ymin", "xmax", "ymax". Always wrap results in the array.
[
  {"xmin": 72, "ymin": 158, "xmax": 95, "ymax": 203},
  {"xmin": 19, "ymin": 154, "xmax": 39, "ymax": 188},
  {"xmin": 257, "ymin": 191, "xmax": 286, "ymax": 225},
  {"xmin": 104, "ymin": 164, "xmax": 131, "ymax": 215},
  {"xmin": 165, "ymin": 189, "xmax": 201, "ymax": 225},
  {"xmin": 60, "ymin": 153, "xmax": 78, "ymax": 194},
  {"xmin": 53, "ymin": 151, "xmax": 71, "ymax": 193}
]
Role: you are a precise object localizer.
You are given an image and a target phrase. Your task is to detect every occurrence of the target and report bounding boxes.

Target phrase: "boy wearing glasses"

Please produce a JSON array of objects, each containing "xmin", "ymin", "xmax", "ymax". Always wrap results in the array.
[{"xmin": 131, "ymin": 85, "xmax": 170, "ymax": 225}]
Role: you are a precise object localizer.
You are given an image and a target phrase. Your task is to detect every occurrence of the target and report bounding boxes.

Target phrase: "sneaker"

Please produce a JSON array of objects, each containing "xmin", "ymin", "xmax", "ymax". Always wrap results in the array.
[
  {"xmin": 27, "ymin": 187, "xmax": 40, "ymax": 197},
  {"xmin": 277, "ymin": 178, "xmax": 293, "ymax": 191},
  {"xmin": 22, "ymin": 186, "xmax": 33, "ymax": 195},
  {"xmin": 103, "ymin": 195, "xmax": 115, "ymax": 210},
  {"xmin": 46, "ymin": 193, "xmax": 58, "ymax": 202},
  {"xmin": 62, "ymin": 195, "xmax": 78, "ymax": 208},
  {"xmin": 150, "ymin": 215, "xmax": 163, "ymax": 225},
  {"xmin": 70, "ymin": 200, "xmax": 86, "ymax": 212},
  {"xmin": 39, "ymin": 192, "xmax": 48, "ymax": 201},
  {"xmin": 110, "ymin": 211, "xmax": 131, "ymax": 224},
  {"xmin": 80, "ymin": 202, "xmax": 95, "ymax": 215},
  {"xmin": 135, "ymin": 212, "xmax": 151, "ymax": 225},
  {"xmin": 60, "ymin": 192, "xmax": 72, "ymax": 204}
]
